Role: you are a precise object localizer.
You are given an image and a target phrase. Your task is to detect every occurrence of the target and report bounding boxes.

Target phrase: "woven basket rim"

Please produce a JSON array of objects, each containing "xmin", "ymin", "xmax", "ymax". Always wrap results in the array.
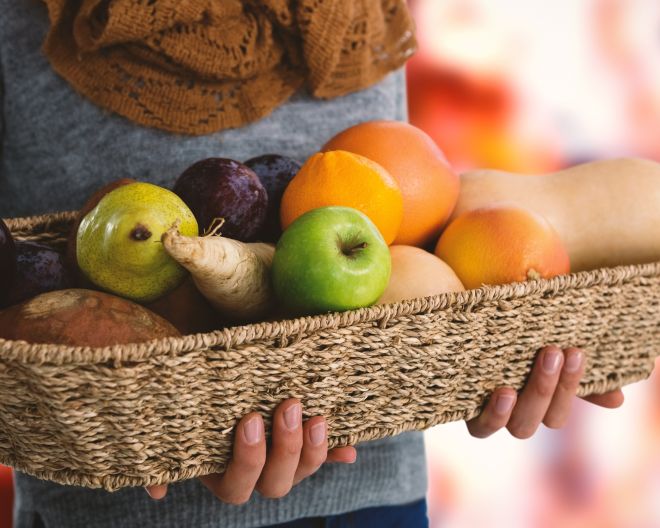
[
  {"xmin": 3, "ymin": 210, "xmax": 78, "ymax": 231},
  {"xmin": 2, "ymin": 260, "xmax": 659, "ymax": 365},
  {"xmin": 3, "ymin": 210, "xmax": 660, "ymax": 365}
]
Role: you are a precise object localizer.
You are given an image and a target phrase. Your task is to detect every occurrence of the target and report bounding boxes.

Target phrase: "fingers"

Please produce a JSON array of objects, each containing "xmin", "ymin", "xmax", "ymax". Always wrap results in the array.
[
  {"xmin": 467, "ymin": 346, "xmax": 624, "ymax": 442},
  {"xmin": 256, "ymin": 400, "xmax": 303, "ymax": 498},
  {"xmin": 506, "ymin": 345, "xmax": 564, "ymax": 439},
  {"xmin": 466, "ymin": 388, "xmax": 517, "ymax": 438},
  {"xmin": 199, "ymin": 412, "xmax": 266, "ymax": 505},
  {"xmin": 582, "ymin": 389, "xmax": 625, "ymax": 408},
  {"xmin": 145, "ymin": 484, "xmax": 168, "ymax": 500},
  {"xmin": 292, "ymin": 417, "xmax": 328, "ymax": 485},
  {"xmin": 160, "ymin": 400, "xmax": 358, "ymax": 504},
  {"xmin": 543, "ymin": 347, "xmax": 586, "ymax": 428}
]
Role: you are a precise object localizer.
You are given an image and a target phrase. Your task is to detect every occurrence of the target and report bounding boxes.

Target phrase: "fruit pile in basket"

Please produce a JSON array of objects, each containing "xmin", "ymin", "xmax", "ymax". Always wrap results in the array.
[{"xmin": 1, "ymin": 121, "xmax": 659, "ymax": 346}]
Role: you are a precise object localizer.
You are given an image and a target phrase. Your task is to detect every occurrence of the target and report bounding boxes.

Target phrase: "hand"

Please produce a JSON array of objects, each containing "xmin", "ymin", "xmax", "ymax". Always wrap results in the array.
[
  {"xmin": 145, "ymin": 399, "xmax": 356, "ymax": 503},
  {"xmin": 466, "ymin": 346, "xmax": 625, "ymax": 439}
]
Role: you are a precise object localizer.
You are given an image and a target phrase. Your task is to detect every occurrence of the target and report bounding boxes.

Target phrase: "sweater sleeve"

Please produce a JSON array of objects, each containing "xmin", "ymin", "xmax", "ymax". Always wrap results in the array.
[{"xmin": 0, "ymin": 48, "xmax": 4, "ymax": 165}]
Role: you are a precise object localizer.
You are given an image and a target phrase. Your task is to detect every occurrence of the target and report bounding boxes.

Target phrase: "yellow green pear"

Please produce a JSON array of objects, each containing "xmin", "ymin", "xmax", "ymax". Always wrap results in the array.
[{"xmin": 77, "ymin": 182, "xmax": 198, "ymax": 303}]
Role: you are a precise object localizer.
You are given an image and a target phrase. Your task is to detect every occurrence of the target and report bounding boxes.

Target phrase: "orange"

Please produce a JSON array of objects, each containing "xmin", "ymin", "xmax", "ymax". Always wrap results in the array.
[
  {"xmin": 280, "ymin": 151, "xmax": 403, "ymax": 244},
  {"xmin": 323, "ymin": 120, "xmax": 460, "ymax": 248},
  {"xmin": 434, "ymin": 205, "xmax": 570, "ymax": 290}
]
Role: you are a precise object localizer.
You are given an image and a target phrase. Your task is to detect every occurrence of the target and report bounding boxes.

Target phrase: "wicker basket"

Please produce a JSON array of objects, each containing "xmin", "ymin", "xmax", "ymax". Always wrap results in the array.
[{"xmin": 1, "ymin": 211, "xmax": 659, "ymax": 492}]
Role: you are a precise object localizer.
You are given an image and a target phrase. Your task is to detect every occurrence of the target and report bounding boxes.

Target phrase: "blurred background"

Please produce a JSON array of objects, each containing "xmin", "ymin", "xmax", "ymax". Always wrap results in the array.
[
  {"xmin": 406, "ymin": 0, "xmax": 660, "ymax": 527},
  {"xmin": 1, "ymin": 1, "xmax": 659, "ymax": 527}
]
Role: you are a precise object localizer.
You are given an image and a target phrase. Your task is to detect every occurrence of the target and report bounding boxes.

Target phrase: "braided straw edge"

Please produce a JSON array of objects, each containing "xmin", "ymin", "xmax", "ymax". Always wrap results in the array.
[
  {"xmin": 1, "ymin": 258, "xmax": 659, "ymax": 365},
  {"xmin": 5, "ymin": 367, "xmax": 649, "ymax": 492}
]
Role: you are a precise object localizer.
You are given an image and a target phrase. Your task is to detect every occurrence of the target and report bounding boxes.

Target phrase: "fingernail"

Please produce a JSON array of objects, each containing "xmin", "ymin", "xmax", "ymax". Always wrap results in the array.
[
  {"xmin": 284, "ymin": 403, "xmax": 302, "ymax": 431},
  {"xmin": 495, "ymin": 393, "xmax": 515, "ymax": 415},
  {"xmin": 543, "ymin": 348, "xmax": 562, "ymax": 374},
  {"xmin": 145, "ymin": 487, "xmax": 165, "ymax": 500},
  {"xmin": 243, "ymin": 416, "xmax": 263, "ymax": 445},
  {"xmin": 564, "ymin": 350, "xmax": 583, "ymax": 373},
  {"xmin": 310, "ymin": 422, "xmax": 326, "ymax": 446}
]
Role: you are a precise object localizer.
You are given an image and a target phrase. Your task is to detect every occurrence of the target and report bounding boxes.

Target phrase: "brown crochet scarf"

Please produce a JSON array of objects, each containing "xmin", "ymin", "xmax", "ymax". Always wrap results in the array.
[{"xmin": 42, "ymin": 0, "xmax": 417, "ymax": 135}]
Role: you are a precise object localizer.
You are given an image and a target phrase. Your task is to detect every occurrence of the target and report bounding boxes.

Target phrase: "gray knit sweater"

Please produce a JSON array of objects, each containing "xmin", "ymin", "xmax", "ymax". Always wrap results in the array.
[{"xmin": 1, "ymin": 2, "xmax": 427, "ymax": 527}]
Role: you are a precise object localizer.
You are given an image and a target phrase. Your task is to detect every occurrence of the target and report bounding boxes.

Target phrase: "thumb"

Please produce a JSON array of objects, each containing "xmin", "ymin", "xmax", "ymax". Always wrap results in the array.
[
  {"xmin": 326, "ymin": 446, "xmax": 357, "ymax": 463},
  {"xmin": 581, "ymin": 389, "xmax": 625, "ymax": 408}
]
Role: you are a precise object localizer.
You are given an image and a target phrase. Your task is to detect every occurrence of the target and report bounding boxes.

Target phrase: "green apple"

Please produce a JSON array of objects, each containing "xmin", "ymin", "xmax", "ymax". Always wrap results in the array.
[
  {"xmin": 77, "ymin": 182, "xmax": 198, "ymax": 303},
  {"xmin": 272, "ymin": 206, "xmax": 391, "ymax": 315}
]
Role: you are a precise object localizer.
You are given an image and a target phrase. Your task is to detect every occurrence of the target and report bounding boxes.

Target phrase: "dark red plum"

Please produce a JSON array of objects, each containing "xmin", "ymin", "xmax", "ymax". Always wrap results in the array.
[
  {"xmin": 244, "ymin": 154, "xmax": 302, "ymax": 242},
  {"xmin": 173, "ymin": 158, "xmax": 268, "ymax": 241},
  {"xmin": 0, "ymin": 219, "xmax": 16, "ymax": 302},
  {"xmin": 4, "ymin": 241, "xmax": 76, "ymax": 307}
]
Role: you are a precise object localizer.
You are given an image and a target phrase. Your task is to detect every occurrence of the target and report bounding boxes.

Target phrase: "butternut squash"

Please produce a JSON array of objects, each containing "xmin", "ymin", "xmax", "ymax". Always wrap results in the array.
[{"xmin": 452, "ymin": 158, "xmax": 660, "ymax": 271}]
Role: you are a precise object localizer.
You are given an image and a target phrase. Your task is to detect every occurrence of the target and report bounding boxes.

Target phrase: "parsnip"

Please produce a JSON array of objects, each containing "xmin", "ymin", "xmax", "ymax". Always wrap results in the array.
[{"xmin": 162, "ymin": 228, "xmax": 275, "ymax": 322}]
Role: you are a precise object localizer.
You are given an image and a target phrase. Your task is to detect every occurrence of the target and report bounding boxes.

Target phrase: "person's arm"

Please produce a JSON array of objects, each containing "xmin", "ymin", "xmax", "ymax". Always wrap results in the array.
[{"xmin": 1, "ymin": 48, "xmax": 4, "ymax": 167}]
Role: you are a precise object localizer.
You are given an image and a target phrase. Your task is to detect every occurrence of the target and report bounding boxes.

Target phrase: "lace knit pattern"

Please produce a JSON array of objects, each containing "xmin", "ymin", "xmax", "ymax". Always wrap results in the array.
[{"xmin": 42, "ymin": 0, "xmax": 417, "ymax": 134}]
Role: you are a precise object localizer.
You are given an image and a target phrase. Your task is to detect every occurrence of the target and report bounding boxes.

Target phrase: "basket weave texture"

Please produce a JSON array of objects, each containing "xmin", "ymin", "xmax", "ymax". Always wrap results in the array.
[{"xmin": 1, "ymin": 212, "xmax": 659, "ymax": 491}]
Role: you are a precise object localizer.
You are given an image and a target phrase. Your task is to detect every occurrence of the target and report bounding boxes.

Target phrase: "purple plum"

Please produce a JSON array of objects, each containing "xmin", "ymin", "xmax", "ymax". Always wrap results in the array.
[
  {"xmin": 0, "ymin": 219, "xmax": 16, "ymax": 303},
  {"xmin": 4, "ymin": 241, "xmax": 76, "ymax": 308},
  {"xmin": 173, "ymin": 158, "xmax": 268, "ymax": 241},
  {"xmin": 244, "ymin": 154, "xmax": 302, "ymax": 242}
]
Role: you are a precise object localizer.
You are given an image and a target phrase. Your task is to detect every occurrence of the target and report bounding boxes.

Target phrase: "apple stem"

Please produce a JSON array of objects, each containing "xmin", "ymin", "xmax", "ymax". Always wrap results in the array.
[
  {"xmin": 130, "ymin": 224, "xmax": 152, "ymax": 241},
  {"xmin": 343, "ymin": 241, "xmax": 368, "ymax": 257}
]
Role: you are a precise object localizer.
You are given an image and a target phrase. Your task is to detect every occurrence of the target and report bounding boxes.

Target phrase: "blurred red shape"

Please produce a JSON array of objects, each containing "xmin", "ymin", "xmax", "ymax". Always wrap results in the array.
[
  {"xmin": 406, "ymin": 52, "xmax": 561, "ymax": 174},
  {"xmin": 0, "ymin": 465, "xmax": 13, "ymax": 528}
]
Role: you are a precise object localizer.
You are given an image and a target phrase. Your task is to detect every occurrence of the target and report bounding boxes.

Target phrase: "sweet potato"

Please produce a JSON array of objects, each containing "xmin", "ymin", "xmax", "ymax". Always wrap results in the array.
[
  {"xmin": 0, "ymin": 289, "xmax": 180, "ymax": 346},
  {"xmin": 146, "ymin": 277, "xmax": 222, "ymax": 334}
]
